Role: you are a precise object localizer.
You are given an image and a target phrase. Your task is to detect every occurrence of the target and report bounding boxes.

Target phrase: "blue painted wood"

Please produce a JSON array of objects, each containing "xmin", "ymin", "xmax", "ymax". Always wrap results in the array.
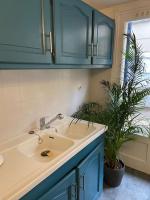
[
  {"xmin": 53, "ymin": 0, "xmax": 92, "ymax": 65},
  {"xmin": 77, "ymin": 142, "xmax": 104, "ymax": 200},
  {"xmin": 93, "ymin": 11, "xmax": 115, "ymax": 66},
  {"xmin": 39, "ymin": 170, "xmax": 76, "ymax": 200},
  {"xmin": 0, "ymin": 63, "xmax": 112, "ymax": 69},
  {"xmin": 0, "ymin": 0, "xmax": 52, "ymax": 65},
  {"xmin": 21, "ymin": 134, "xmax": 104, "ymax": 200},
  {"xmin": 0, "ymin": 0, "xmax": 115, "ymax": 69}
]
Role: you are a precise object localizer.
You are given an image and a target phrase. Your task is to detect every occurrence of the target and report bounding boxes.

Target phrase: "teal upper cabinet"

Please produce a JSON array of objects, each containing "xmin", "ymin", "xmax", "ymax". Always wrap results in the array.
[
  {"xmin": 0, "ymin": 0, "xmax": 52, "ymax": 64},
  {"xmin": 77, "ymin": 143, "xmax": 104, "ymax": 200},
  {"xmin": 53, "ymin": 0, "xmax": 92, "ymax": 65},
  {"xmin": 93, "ymin": 11, "xmax": 115, "ymax": 65},
  {"xmin": 0, "ymin": 0, "xmax": 115, "ymax": 68}
]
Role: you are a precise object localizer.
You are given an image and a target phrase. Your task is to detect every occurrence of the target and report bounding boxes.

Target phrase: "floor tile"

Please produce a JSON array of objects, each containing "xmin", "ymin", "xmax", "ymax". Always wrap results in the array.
[{"xmin": 99, "ymin": 168, "xmax": 150, "ymax": 200}]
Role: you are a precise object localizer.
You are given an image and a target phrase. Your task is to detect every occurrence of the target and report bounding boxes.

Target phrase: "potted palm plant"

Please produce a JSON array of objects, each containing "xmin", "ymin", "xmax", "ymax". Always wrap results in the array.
[{"xmin": 73, "ymin": 33, "xmax": 150, "ymax": 187}]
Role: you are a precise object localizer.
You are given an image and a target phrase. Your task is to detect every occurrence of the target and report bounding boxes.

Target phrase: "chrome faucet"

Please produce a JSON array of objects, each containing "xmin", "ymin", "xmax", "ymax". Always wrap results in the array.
[
  {"xmin": 28, "ymin": 129, "xmax": 43, "ymax": 144},
  {"xmin": 40, "ymin": 113, "xmax": 64, "ymax": 130}
]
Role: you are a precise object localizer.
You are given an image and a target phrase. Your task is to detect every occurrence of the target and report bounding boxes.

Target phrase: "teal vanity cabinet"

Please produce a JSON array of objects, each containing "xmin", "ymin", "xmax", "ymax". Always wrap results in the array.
[
  {"xmin": 92, "ymin": 11, "xmax": 115, "ymax": 65},
  {"xmin": 21, "ymin": 134, "xmax": 104, "ymax": 200},
  {"xmin": 78, "ymin": 142, "xmax": 104, "ymax": 200},
  {"xmin": 39, "ymin": 170, "xmax": 76, "ymax": 200},
  {"xmin": 53, "ymin": 0, "xmax": 92, "ymax": 65},
  {"xmin": 0, "ymin": 0, "xmax": 53, "ymax": 65}
]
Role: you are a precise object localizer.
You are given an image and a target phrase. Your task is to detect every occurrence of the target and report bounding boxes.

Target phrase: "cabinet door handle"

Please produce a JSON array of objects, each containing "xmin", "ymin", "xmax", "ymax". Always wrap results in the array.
[
  {"xmin": 41, "ymin": 1, "xmax": 53, "ymax": 55},
  {"xmin": 80, "ymin": 175, "xmax": 85, "ymax": 190},
  {"xmin": 94, "ymin": 44, "xmax": 98, "ymax": 56},
  {"xmin": 49, "ymin": 31, "xmax": 53, "ymax": 54},
  {"xmin": 45, "ymin": 32, "xmax": 53, "ymax": 54},
  {"xmin": 91, "ymin": 43, "xmax": 94, "ymax": 57},
  {"xmin": 41, "ymin": 0, "xmax": 46, "ymax": 54},
  {"xmin": 88, "ymin": 43, "xmax": 94, "ymax": 57}
]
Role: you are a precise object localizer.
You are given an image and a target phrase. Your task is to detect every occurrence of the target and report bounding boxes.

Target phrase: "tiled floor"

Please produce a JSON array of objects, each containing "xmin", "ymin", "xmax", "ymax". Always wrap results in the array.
[{"xmin": 100, "ymin": 168, "xmax": 150, "ymax": 200}]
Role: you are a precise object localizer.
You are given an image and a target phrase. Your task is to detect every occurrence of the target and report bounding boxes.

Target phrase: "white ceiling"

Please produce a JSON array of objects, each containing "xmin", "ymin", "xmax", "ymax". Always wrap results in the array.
[{"xmin": 84, "ymin": 0, "xmax": 137, "ymax": 9}]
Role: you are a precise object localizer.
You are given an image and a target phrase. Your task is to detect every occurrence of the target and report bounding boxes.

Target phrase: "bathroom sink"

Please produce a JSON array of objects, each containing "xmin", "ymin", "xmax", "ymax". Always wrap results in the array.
[
  {"xmin": 17, "ymin": 134, "xmax": 74, "ymax": 162},
  {"xmin": 62, "ymin": 122, "xmax": 96, "ymax": 140}
]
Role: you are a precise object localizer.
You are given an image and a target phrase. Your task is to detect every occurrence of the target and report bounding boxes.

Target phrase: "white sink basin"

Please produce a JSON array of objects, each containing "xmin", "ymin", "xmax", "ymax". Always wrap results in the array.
[
  {"xmin": 17, "ymin": 134, "xmax": 74, "ymax": 162},
  {"xmin": 62, "ymin": 122, "xmax": 96, "ymax": 140}
]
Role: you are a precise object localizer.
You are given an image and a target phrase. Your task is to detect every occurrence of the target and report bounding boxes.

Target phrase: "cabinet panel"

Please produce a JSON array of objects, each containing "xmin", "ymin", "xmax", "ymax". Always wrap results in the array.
[
  {"xmin": 53, "ymin": 0, "xmax": 92, "ymax": 65},
  {"xmin": 93, "ymin": 11, "xmax": 115, "ymax": 66},
  {"xmin": 39, "ymin": 170, "xmax": 76, "ymax": 200},
  {"xmin": 77, "ymin": 142, "xmax": 104, "ymax": 200},
  {"xmin": 0, "ymin": 0, "xmax": 52, "ymax": 65}
]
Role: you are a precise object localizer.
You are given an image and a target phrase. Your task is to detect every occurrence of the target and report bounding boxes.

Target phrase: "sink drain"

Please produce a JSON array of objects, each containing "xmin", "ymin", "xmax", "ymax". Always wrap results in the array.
[{"xmin": 41, "ymin": 150, "xmax": 51, "ymax": 157}]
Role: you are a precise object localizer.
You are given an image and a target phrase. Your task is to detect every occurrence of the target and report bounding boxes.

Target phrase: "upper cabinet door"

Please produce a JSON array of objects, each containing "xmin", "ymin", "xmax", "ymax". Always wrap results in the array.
[
  {"xmin": 93, "ymin": 11, "xmax": 115, "ymax": 66},
  {"xmin": 77, "ymin": 143, "xmax": 104, "ymax": 200},
  {"xmin": 0, "ymin": 0, "xmax": 52, "ymax": 65},
  {"xmin": 53, "ymin": 0, "xmax": 92, "ymax": 65}
]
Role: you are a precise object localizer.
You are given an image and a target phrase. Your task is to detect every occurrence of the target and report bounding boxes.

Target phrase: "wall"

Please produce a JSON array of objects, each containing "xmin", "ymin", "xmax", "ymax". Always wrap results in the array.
[
  {"xmin": 0, "ymin": 69, "xmax": 89, "ymax": 144},
  {"xmin": 90, "ymin": 69, "xmax": 111, "ymax": 105},
  {"xmin": 120, "ymin": 134, "xmax": 150, "ymax": 174}
]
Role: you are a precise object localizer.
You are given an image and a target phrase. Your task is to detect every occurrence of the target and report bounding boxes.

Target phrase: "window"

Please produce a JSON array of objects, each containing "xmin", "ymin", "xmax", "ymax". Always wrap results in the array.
[{"xmin": 125, "ymin": 19, "xmax": 150, "ymax": 108}]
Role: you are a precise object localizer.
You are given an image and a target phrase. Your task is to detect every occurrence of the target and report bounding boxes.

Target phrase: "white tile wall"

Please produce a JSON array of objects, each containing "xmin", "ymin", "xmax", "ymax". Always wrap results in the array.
[{"xmin": 0, "ymin": 69, "xmax": 90, "ymax": 144}]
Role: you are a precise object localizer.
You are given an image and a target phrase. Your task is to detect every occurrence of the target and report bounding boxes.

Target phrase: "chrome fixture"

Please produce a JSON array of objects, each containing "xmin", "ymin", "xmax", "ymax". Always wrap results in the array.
[
  {"xmin": 41, "ymin": 0, "xmax": 53, "ymax": 54},
  {"xmin": 40, "ymin": 113, "xmax": 64, "ymax": 130},
  {"xmin": 28, "ymin": 129, "xmax": 43, "ymax": 144}
]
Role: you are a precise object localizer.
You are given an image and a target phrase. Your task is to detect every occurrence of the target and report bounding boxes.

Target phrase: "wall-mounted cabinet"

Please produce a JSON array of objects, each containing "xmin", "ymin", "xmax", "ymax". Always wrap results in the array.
[
  {"xmin": 53, "ymin": 0, "xmax": 115, "ymax": 67},
  {"xmin": 93, "ymin": 11, "xmax": 115, "ymax": 65},
  {"xmin": 53, "ymin": 0, "xmax": 92, "ymax": 65},
  {"xmin": 0, "ymin": 0, "xmax": 53, "ymax": 65},
  {"xmin": 0, "ymin": 0, "xmax": 115, "ymax": 69}
]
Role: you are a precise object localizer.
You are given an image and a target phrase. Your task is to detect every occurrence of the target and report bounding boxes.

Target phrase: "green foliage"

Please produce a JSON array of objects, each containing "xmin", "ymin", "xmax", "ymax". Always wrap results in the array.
[
  {"xmin": 72, "ymin": 102, "xmax": 101, "ymax": 125},
  {"xmin": 73, "ymin": 33, "xmax": 150, "ymax": 169}
]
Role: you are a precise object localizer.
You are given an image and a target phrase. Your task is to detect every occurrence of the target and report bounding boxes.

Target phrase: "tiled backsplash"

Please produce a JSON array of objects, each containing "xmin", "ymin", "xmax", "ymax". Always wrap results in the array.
[{"xmin": 0, "ymin": 69, "xmax": 89, "ymax": 144}]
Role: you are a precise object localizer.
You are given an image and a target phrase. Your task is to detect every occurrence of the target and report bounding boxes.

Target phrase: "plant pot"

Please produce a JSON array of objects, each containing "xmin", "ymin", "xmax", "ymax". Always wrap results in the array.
[{"xmin": 104, "ymin": 160, "xmax": 125, "ymax": 187}]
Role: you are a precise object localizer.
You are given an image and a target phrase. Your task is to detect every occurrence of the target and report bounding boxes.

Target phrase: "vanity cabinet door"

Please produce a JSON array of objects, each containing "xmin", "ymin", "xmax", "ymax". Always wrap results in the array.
[
  {"xmin": 39, "ymin": 170, "xmax": 76, "ymax": 200},
  {"xmin": 93, "ymin": 11, "xmax": 115, "ymax": 66},
  {"xmin": 0, "ymin": 0, "xmax": 52, "ymax": 65},
  {"xmin": 53, "ymin": 0, "xmax": 92, "ymax": 65},
  {"xmin": 77, "ymin": 142, "xmax": 104, "ymax": 200}
]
